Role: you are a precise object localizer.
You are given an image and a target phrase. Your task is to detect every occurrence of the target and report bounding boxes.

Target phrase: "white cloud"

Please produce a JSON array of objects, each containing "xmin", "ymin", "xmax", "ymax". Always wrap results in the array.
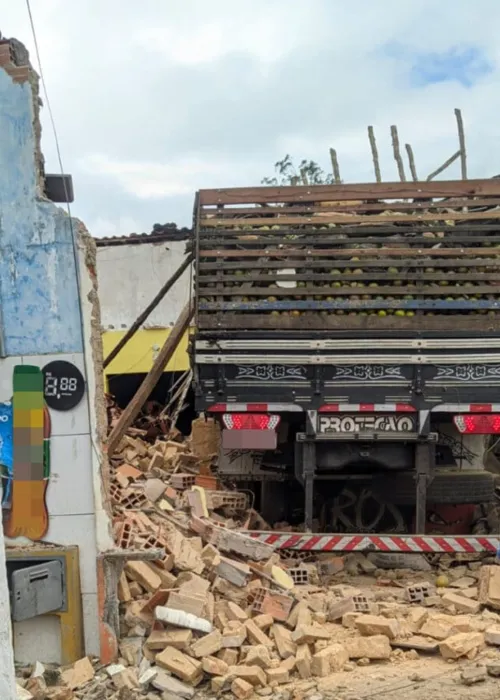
[
  {"xmin": 79, "ymin": 153, "xmax": 233, "ymax": 198},
  {"xmin": 1, "ymin": 0, "xmax": 500, "ymax": 234},
  {"xmin": 135, "ymin": 4, "xmax": 315, "ymax": 66}
]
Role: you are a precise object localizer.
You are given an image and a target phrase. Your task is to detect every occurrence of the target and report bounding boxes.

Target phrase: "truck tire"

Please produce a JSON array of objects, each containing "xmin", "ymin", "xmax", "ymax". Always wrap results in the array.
[
  {"xmin": 260, "ymin": 482, "xmax": 288, "ymax": 525},
  {"xmin": 372, "ymin": 470, "xmax": 495, "ymax": 505}
]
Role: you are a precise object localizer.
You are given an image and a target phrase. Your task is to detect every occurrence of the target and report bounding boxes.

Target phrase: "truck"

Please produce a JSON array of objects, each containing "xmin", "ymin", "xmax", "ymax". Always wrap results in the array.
[{"xmin": 191, "ymin": 179, "xmax": 500, "ymax": 537}]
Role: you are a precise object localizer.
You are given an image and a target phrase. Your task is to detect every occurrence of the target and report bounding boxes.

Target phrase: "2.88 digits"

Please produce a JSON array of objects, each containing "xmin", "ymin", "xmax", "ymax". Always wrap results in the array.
[{"xmin": 45, "ymin": 376, "xmax": 78, "ymax": 396}]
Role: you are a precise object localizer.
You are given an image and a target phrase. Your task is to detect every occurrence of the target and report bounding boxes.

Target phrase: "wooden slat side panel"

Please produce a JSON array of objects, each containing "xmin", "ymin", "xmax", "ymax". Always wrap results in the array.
[
  {"xmin": 199, "ymin": 197, "xmax": 500, "ymax": 216},
  {"xmin": 198, "ymin": 258, "xmax": 499, "ymax": 270},
  {"xmin": 200, "ymin": 209, "xmax": 500, "ymax": 227},
  {"xmin": 198, "ymin": 247, "xmax": 500, "ymax": 258},
  {"xmin": 197, "ymin": 179, "xmax": 500, "ymax": 206},
  {"xmin": 197, "ymin": 313, "xmax": 500, "ymax": 332}
]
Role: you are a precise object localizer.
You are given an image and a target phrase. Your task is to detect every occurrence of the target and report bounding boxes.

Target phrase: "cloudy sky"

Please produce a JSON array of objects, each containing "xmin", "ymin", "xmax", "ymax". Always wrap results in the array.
[{"xmin": 2, "ymin": 1, "xmax": 499, "ymax": 236}]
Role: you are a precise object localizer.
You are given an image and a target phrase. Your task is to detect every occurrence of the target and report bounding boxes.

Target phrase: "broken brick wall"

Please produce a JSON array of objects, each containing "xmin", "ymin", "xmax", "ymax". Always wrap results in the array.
[{"xmin": 0, "ymin": 35, "xmax": 112, "ymax": 664}]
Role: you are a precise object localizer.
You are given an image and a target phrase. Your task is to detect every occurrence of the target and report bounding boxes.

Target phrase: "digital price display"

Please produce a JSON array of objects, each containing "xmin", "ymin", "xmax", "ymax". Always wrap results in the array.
[{"xmin": 42, "ymin": 361, "xmax": 86, "ymax": 411}]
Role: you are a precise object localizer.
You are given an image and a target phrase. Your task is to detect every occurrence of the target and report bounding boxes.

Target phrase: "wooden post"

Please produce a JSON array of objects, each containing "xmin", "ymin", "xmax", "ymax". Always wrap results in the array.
[
  {"xmin": 426, "ymin": 150, "xmax": 461, "ymax": 181},
  {"xmin": 367, "ymin": 126, "xmax": 382, "ymax": 182},
  {"xmin": 455, "ymin": 108, "xmax": 467, "ymax": 179},
  {"xmin": 103, "ymin": 254, "xmax": 193, "ymax": 369},
  {"xmin": 329, "ymin": 148, "xmax": 341, "ymax": 184},
  {"xmin": 405, "ymin": 144, "xmax": 418, "ymax": 181},
  {"xmin": 390, "ymin": 125, "xmax": 406, "ymax": 182},
  {"xmin": 106, "ymin": 302, "xmax": 194, "ymax": 457}
]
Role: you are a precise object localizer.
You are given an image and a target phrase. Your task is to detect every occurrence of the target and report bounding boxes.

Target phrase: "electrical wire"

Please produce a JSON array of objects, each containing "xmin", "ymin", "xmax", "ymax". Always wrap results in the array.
[{"xmin": 25, "ymin": 0, "xmax": 106, "ymax": 470}]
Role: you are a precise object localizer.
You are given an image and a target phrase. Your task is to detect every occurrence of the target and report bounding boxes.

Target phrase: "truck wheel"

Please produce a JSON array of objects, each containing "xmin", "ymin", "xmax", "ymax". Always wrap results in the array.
[
  {"xmin": 372, "ymin": 470, "xmax": 495, "ymax": 505},
  {"xmin": 260, "ymin": 482, "xmax": 288, "ymax": 525}
]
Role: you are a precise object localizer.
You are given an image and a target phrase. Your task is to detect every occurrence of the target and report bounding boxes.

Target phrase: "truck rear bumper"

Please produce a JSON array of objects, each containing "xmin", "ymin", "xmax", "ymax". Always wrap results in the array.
[{"xmin": 298, "ymin": 432, "xmax": 437, "ymax": 443}]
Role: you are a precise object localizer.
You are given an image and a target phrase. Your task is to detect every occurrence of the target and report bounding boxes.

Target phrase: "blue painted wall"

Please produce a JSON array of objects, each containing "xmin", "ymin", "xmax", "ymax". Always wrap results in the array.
[{"xmin": 0, "ymin": 68, "xmax": 83, "ymax": 356}]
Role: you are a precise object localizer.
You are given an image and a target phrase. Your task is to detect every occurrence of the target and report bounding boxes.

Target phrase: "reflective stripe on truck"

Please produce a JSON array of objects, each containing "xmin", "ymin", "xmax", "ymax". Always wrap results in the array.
[{"xmin": 248, "ymin": 532, "xmax": 500, "ymax": 553}]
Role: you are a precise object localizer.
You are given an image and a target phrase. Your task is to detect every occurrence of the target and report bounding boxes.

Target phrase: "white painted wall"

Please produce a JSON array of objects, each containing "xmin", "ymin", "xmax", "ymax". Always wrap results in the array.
[{"xmin": 97, "ymin": 240, "xmax": 191, "ymax": 330}]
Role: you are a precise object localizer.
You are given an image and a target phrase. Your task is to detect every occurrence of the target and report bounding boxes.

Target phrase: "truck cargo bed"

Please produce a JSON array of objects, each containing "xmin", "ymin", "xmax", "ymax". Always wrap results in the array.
[{"xmin": 194, "ymin": 179, "xmax": 500, "ymax": 334}]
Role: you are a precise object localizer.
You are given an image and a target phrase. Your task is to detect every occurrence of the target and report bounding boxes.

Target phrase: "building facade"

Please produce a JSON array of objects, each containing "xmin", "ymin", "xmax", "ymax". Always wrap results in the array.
[
  {"xmin": 96, "ymin": 232, "xmax": 192, "ymax": 388},
  {"xmin": 0, "ymin": 37, "xmax": 113, "ymax": 663}
]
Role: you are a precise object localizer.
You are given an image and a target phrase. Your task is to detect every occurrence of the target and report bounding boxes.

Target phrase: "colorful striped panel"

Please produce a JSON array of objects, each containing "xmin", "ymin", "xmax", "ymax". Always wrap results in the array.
[{"xmin": 6, "ymin": 366, "xmax": 50, "ymax": 540}]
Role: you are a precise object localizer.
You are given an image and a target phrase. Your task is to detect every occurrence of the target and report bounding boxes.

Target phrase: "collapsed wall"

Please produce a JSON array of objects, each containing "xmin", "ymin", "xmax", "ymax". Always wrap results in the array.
[{"xmin": 0, "ymin": 34, "xmax": 112, "ymax": 663}]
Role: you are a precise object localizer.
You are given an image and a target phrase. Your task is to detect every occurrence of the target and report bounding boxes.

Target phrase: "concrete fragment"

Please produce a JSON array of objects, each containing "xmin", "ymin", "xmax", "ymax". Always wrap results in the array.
[
  {"xmin": 218, "ymin": 648, "xmax": 239, "ymax": 665},
  {"xmin": 155, "ymin": 646, "xmax": 203, "ymax": 685},
  {"xmin": 287, "ymin": 600, "xmax": 311, "ymax": 628},
  {"xmin": 451, "ymin": 575, "xmax": 476, "ymax": 589},
  {"xmin": 202, "ymin": 656, "xmax": 229, "ymax": 676},
  {"xmin": 271, "ymin": 624, "xmax": 296, "ymax": 659},
  {"xmin": 390, "ymin": 636, "xmax": 439, "ymax": 653},
  {"xmin": 439, "ymin": 632, "xmax": 484, "ymax": 660},
  {"xmin": 485, "ymin": 627, "xmax": 500, "ymax": 645},
  {"xmin": 210, "ymin": 527, "xmax": 275, "ymax": 561},
  {"xmin": 342, "ymin": 611, "xmax": 361, "ymax": 629},
  {"xmin": 155, "ymin": 606, "xmax": 212, "ymax": 633},
  {"xmin": 16, "ymin": 685, "xmax": 33, "ymax": 700},
  {"xmin": 420, "ymin": 619, "xmax": 455, "ymax": 641},
  {"xmin": 215, "ymin": 557, "xmax": 251, "ymax": 587},
  {"xmin": 109, "ymin": 667, "xmax": 139, "ymax": 691},
  {"xmin": 292, "ymin": 624, "xmax": 330, "ymax": 645},
  {"xmin": 327, "ymin": 596, "xmax": 355, "ymax": 622},
  {"xmin": 245, "ymin": 645, "xmax": 272, "ymax": 669},
  {"xmin": 311, "ymin": 644, "xmax": 349, "ymax": 677},
  {"xmin": 191, "ymin": 629, "xmax": 222, "ymax": 658},
  {"xmin": 144, "ymin": 477, "xmax": 167, "ymax": 502},
  {"xmin": 227, "ymin": 602, "xmax": 249, "ymax": 622},
  {"xmin": 479, "ymin": 565, "xmax": 500, "ymax": 610},
  {"xmin": 146, "ymin": 628, "xmax": 193, "ymax": 651},
  {"xmin": 295, "ymin": 644, "xmax": 312, "ymax": 679},
  {"xmin": 60, "ymin": 657, "xmax": 95, "ymax": 689},
  {"xmin": 222, "ymin": 622, "xmax": 247, "ymax": 648},
  {"xmin": 151, "ymin": 671, "xmax": 195, "ymax": 698},
  {"xmin": 125, "ymin": 561, "xmax": 161, "ymax": 593},
  {"xmin": 367, "ymin": 552, "xmax": 431, "ymax": 571},
  {"xmin": 231, "ymin": 678, "xmax": 254, "ymax": 699},
  {"xmin": 201, "ymin": 543, "xmax": 221, "ymax": 567},
  {"xmin": 407, "ymin": 607, "xmax": 428, "ymax": 632},
  {"xmin": 345, "ymin": 635, "xmax": 391, "ymax": 660},
  {"xmin": 355, "ymin": 615, "xmax": 399, "ymax": 640},
  {"xmin": 227, "ymin": 664, "xmax": 267, "ymax": 687},
  {"xmin": 138, "ymin": 667, "xmax": 157, "ymax": 690},
  {"xmin": 441, "ymin": 591, "xmax": 480, "ymax": 614},
  {"xmin": 253, "ymin": 613, "xmax": 273, "ymax": 630},
  {"xmin": 487, "ymin": 662, "xmax": 500, "ymax": 677},
  {"xmin": 266, "ymin": 666, "xmax": 290, "ymax": 684},
  {"xmin": 176, "ymin": 572, "xmax": 211, "ymax": 597},
  {"xmin": 167, "ymin": 592, "xmax": 206, "ymax": 618},
  {"xmin": 246, "ymin": 619, "xmax": 273, "ymax": 647},
  {"xmin": 460, "ymin": 666, "xmax": 486, "ymax": 686}
]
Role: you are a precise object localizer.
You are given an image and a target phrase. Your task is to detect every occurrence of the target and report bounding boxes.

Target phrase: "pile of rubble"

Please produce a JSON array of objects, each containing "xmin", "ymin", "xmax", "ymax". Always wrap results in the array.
[
  {"xmin": 15, "ymin": 557, "xmax": 500, "ymax": 699},
  {"xmin": 16, "ymin": 416, "xmax": 500, "ymax": 699}
]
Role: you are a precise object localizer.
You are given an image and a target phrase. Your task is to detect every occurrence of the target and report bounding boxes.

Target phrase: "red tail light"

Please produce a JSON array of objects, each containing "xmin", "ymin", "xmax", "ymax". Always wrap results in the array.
[
  {"xmin": 453, "ymin": 414, "xmax": 500, "ymax": 434},
  {"xmin": 222, "ymin": 413, "xmax": 280, "ymax": 430}
]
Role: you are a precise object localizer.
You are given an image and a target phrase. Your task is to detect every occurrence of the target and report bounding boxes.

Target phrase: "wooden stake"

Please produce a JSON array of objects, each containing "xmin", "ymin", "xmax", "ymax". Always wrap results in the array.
[
  {"xmin": 405, "ymin": 144, "xmax": 418, "ymax": 181},
  {"xmin": 390, "ymin": 125, "xmax": 406, "ymax": 182},
  {"xmin": 103, "ymin": 254, "xmax": 193, "ymax": 369},
  {"xmin": 454, "ymin": 108, "xmax": 467, "ymax": 180},
  {"xmin": 367, "ymin": 126, "xmax": 381, "ymax": 182},
  {"xmin": 426, "ymin": 149, "xmax": 461, "ymax": 181},
  {"xmin": 106, "ymin": 302, "xmax": 194, "ymax": 457},
  {"xmin": 329, "ymin": 148, "xmax": 341, "ymax": 184}
]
